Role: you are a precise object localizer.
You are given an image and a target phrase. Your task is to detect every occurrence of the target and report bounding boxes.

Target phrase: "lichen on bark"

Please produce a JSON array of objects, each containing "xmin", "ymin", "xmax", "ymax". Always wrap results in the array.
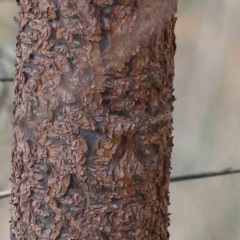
[{"xmin": 11, "ymin": 0, "xmax": 177, "ymax": 239}]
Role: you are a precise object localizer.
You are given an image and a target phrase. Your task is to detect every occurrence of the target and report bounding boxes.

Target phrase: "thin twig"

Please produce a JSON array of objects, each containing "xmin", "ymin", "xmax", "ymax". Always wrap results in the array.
[
  {"xmin": 0, "ymin": 78, "xmax": 14, "ymax": 82},
  {"xmin": 14, "ymin": 17, "xmax": 19, "ymax": 23},
  {"xmin": 170, "ymin": 168, "xmax": 240, "ymax": 182},
  {"xmin": 1, "ymin": 169, "xmax": 240, "ymax": 199},
  {"xmin": 0, "ymin": 189, "xmax": 11, "ymax": 199}
]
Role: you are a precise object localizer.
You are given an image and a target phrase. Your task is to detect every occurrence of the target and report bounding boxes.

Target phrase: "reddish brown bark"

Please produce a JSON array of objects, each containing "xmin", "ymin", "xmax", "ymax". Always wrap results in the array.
[{"xmin": 11, "ymin": 0, "xmax": 177, "ymax": 239}]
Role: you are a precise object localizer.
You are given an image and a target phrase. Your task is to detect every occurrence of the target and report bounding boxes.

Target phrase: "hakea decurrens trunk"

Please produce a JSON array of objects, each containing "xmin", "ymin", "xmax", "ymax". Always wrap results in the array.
[{"xmin": 11, "ymin": 0, "xmax": 177, "ymax": 239}]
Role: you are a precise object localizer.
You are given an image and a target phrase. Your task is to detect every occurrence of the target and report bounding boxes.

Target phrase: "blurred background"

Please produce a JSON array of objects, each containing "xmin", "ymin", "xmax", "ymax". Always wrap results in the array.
[{"xmin": 0, "ymin": 0, "xmax": 240, "ymax": 239}]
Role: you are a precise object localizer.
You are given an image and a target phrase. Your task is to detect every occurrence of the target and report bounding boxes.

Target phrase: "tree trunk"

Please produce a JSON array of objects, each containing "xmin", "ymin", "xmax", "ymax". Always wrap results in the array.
[{"xmin": 11, "ymin": 0, "xmax": 177, "ymax": 239}]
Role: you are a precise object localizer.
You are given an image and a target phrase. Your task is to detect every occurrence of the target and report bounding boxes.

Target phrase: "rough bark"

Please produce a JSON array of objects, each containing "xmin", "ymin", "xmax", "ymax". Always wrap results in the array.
[{"xmin": 11, "ymin": 0, "xmax": 177, "ymax": 239}]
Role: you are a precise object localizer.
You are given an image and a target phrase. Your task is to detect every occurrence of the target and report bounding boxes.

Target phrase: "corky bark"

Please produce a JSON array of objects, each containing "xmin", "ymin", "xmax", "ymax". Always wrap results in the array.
[{"xmin": 11, "ymin": 0, "xmax": 177, "ymax": 239}]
